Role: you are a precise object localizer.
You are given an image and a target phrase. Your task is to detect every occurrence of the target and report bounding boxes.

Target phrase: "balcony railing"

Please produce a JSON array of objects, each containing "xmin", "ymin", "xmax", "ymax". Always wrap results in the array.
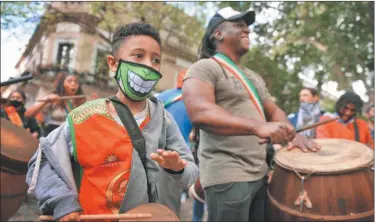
[{"xmin": 34, "ymin": 64, "xmax": 118, "ymax": 90}]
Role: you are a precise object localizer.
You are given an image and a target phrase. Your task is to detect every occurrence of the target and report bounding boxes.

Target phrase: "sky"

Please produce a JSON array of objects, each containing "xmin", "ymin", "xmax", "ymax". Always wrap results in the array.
[
  {"xmin": 0, "ymin": 2, "xmax": 369, "ymax": 101},
  {"xmin": 1, "ymin": 28, "xmax": 31, "ymax": 82}
]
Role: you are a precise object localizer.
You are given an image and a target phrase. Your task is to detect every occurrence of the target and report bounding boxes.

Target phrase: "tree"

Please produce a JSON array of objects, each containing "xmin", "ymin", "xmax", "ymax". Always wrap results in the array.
[
  {"xmin": 241, "ymin": 47, "xmax": 303, "ymax": 113},
  {"xmin": 215, "ymin": 1, "xmax": 373, "ymax": 107},
  {"xmin": 1, "ymin": 2, "xmax": 46, "ymax": 30}
]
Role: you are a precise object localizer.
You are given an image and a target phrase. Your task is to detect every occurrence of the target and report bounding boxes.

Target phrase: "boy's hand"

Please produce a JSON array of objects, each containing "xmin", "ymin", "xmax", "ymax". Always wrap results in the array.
[
  {"xmin": 58, "ymin": 212, "xmax": 80, "ymax": 221},
  {"xmin": 150, "ymin": 149, "xmax": 187, "ymax": 172}
]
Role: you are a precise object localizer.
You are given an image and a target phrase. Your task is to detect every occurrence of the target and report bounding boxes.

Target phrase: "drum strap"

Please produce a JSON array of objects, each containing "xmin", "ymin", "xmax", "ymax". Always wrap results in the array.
[
  {"xmin": 109, "ymin": 96, "xmax": 152, "ymax": 203},
  {"xmin": 353, "ymin": 119, "xmax": 360, "ymax": 142}
]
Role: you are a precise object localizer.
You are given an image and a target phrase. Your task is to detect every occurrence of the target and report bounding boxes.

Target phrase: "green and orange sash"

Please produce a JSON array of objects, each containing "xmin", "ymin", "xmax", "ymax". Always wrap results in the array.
[
  {"xmin": 163, "ymin": 94, "xmax": 182, "ymax": 108},
  {"xmin": 4, "ymin": 106, "xmax": 23, "ymax": 127},
  {"xmin": 213, "ymin": 53, "xmax": 266, "ymax": 120}
]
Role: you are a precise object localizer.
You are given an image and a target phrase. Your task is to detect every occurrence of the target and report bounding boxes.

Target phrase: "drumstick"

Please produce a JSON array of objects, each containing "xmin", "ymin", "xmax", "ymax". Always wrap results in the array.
[
  {"xmin": 39, "ymin": 213, "xmax": 152, "ymax": 221},
  {"xmin": 259, "ymin": 116, "xmax": 340, "ymax": 145},
  {"xmin": 295, "ymin": 116, "xmax": 340, "ymax": 133},
  {"xmin": 37, "ymin": 95, "xmax": 87, "ymax": 102}
]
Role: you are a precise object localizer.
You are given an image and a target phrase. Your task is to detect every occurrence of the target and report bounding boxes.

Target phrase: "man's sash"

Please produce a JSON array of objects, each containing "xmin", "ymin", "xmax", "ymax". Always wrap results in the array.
[{"xmin": 213, "ymin": 53, "xmax": 266, "ymax": 120}]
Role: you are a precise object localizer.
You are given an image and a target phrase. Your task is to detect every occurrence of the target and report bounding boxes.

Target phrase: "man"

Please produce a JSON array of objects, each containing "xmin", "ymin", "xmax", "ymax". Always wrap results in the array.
[
  {"xmin": 288, "ymin": 87, "xmax": 324, "ymax": 138},
  {"xmin": 26, "ymin": 23, "xmax": 198, "ymax": 221},
  {"xmin": 182, "ymin": 7, "xmax": 320, "ymax": 221},
  {"xmin": 316, "ymin": 91, "xmax": 373, "ymax": 148},
  {"xmin": 365, "ymin": 104, "xmax": 374, "ymax": 139}
]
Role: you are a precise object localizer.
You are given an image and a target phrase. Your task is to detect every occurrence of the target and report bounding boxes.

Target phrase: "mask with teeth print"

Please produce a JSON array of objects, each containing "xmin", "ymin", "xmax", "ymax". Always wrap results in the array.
[{"xmin": 114, "ymin": 60, "xmax": 162, "ymax": 101}]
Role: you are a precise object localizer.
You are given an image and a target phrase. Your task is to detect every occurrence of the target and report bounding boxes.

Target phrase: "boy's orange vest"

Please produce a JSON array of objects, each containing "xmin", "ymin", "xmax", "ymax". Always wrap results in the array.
[{"xmin": 68, "ymin": 99, "xmax": 150, "ymax": 214}]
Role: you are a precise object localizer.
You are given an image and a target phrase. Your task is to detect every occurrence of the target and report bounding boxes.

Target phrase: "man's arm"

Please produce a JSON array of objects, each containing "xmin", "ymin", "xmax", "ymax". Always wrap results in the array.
[
  {"xmin": 182, "ymin": 78, "xmax": 294, "ymax": 143},
  {"xmin": 262, "ymin": 95, "xmax": 320, "ymax": 152}
]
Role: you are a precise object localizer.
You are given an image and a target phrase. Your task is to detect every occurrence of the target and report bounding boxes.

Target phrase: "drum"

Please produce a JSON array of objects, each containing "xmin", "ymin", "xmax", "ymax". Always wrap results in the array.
[
  {"xmin": 1, "ymin": 118, "xmax": 39, "ymax": 221},
  {"xmin": 188, "ymin": 178, "xmax": 205, "ymax": 203},
  {"xmin": 267, "ymin": 139, "xmax": 374, "ymax": 221},
  {"xmin": 125, "ymin": 203, "xmax": 179, "ymax": 221}
]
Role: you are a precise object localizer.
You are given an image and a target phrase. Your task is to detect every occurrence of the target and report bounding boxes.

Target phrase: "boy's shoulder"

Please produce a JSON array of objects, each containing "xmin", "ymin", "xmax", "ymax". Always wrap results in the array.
[{"xmin": 69, "ymin": 98, "xmax": 109, "ymax": 124}]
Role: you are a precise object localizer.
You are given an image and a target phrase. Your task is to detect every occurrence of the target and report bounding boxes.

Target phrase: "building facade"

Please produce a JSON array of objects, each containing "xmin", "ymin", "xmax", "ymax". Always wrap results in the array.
[{"xmin": 12, "ymin": 2, "xmax": 198, "ymax": 105}]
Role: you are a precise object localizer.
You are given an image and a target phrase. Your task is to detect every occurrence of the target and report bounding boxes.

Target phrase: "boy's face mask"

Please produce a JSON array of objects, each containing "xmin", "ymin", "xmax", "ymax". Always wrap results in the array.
[{"xmin": 114, "ymin": 60, "xmax": 162, "ymax": 101}]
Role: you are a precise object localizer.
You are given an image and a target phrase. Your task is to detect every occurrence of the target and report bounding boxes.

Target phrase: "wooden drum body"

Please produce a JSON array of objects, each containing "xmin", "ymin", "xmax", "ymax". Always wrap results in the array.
[
  {"xmin": 267, "ymin": 139, "xmax": 374, "ymax": 221},
  {"xmin": 1, "ymin": 119, "xmax": 39, "ymax": 221}
]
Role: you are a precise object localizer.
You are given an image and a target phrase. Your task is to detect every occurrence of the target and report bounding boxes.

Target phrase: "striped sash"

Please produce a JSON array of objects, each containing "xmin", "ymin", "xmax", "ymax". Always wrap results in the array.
[
  {"xmin": 213, "ymin": 53, "xmax": 266, "ymax": 120},
  {"xmin": 163, "ymin": 94, "xmax": 182, "ymax": 108}
]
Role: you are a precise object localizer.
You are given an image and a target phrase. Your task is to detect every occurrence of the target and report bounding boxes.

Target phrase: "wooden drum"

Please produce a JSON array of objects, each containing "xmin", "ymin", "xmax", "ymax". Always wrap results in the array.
[
  {"xmin": 267, "ymin": 139, "xmax": 374, "ymax": 221},
  {"xmin": 1, "ymin": 118, "xmax": 39, "ymax": 221},
  {"xmin": 126, "ymin": 203, "xmax": 179, "ymax": 221}
]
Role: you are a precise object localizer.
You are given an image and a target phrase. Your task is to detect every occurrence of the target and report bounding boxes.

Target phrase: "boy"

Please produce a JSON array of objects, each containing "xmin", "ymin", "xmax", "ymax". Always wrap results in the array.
[{"xmin": 26, "ymin": 23, "xmax": 198, "ymax": 221}]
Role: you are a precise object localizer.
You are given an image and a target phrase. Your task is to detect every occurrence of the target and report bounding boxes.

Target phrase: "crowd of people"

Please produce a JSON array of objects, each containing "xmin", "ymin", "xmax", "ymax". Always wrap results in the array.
[{"xmin": 1, "ymin": 6, "xmax": 374, "ymax": 222}]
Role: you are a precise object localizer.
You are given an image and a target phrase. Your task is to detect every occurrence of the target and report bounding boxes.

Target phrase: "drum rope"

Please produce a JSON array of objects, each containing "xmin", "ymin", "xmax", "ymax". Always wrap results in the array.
[{"xmin": 292, "ymin": 168, "xmax": 315, "ymax": 212}]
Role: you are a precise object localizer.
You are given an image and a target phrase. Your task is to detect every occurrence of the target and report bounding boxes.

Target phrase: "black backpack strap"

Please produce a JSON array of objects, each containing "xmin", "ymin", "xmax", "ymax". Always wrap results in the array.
[
  {"xmin": 108, "ymin": 96, "xmax": 152, "ymax": 202},
  {"xmin": 353, "ymin": 119, "xmax": 360, "ymax": 142}
]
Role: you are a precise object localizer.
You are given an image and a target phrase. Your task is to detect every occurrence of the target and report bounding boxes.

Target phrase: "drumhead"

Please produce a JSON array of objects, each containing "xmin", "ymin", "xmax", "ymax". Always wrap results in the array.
[{"xmin": 274, "ymin": 139, "xmax": 374, "ymax": 174}]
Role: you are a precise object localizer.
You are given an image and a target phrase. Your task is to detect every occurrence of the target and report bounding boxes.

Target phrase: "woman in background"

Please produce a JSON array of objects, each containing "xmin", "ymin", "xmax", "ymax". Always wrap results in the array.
[
  {"xmin": 25, "ymin": 72, "xmax": 86, "ymax": 135},
  {"xmin": 1, "ymin": 90, "xmax": 40, "ymax": 138}
]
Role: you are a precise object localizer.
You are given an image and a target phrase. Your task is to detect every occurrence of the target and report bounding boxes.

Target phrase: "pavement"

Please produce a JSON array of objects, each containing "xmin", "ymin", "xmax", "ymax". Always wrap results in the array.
[{"xmin": 9, "ymin": 194, "xmax": 207, "ymax": 221}]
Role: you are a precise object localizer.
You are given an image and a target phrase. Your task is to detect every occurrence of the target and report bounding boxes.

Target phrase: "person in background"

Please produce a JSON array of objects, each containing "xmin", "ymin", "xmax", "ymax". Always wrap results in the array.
[
  {"xmin": 365, "ymin": 104, "xmax": 374, "ymax": 140},
  {"xmin": 1, "ymin": 90, "xmax": 40, "ymax": 138},
  {"xmin": 0, "ymin": 97, "xmax": 7, "ymax": 109},
  {"xmin": 188, "ymin": 127, "xmax": 206, "ymax": 222},
  {"xmin": 157, "ymin": 69, "xmax": 193, "ymax": 146},
  {"xmin": 156, "ymin": 69, "xmax": 200, "ymax": 217},
  {"xmin": 24, "ymin": 72, "xmax": 86, "ymax": 135},
  {"xmin": 288, "ymin": 87, "xmax": 324, "ymax": 138},
  {"xmin": 316, "ymin": 91, "xmax": 373, "ymax": 148}
]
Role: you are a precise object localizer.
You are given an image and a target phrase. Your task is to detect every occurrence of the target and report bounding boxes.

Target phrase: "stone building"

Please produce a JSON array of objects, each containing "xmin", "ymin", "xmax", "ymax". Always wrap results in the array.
[{"xmin": 11, "ymin": 2, "xmax": 200, "ymax": 106}]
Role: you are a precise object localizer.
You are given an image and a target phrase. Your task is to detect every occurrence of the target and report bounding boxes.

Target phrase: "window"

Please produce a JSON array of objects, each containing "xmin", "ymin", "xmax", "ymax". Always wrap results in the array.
[{"xmin": 56, "ymin": 43, "xmax": 74, "ymax": 69}]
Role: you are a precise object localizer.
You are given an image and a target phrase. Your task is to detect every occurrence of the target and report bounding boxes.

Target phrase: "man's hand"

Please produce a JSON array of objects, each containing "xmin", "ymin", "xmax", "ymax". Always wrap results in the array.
[
  {"xmin": 285, "ymin": 134, "xmax": 321, "ymax": 152},
  {"xmin": 255, "ymin": 122, "xmax": 296, "ymax": 145},
  {"xmin": 150, "ymin": 149, "xmax": 187, "ymax": 172},
  {"xmin": 58, "ymin": 212, "xmax": 80, "ymax": 221}
]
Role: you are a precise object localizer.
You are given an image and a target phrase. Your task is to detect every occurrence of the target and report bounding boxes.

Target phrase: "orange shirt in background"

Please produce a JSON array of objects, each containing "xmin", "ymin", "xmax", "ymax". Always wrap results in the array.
[{"xmin": 316, "ymin": 115, "xmax": 374, "ymax": 149}]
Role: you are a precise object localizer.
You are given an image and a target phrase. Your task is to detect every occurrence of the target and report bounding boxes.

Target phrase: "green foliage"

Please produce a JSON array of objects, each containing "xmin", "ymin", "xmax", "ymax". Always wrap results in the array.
[
  {"xmin": 89, "ymin": 2, "xmax": 206, "ymax": 47},
  {"xmin": 242, "ymin": 47, "xmax": 303, "ymax": 113},
  {"xmin": 216, "ymin": 1, "xmax": 374, "ymax": 109},
  {"xmin": 1, "ymin": 2, "xmax": 46, "ymax": 30},
  {"xmin": 320, "ymin": 97, "xmax": 336, "ymax": 113}
]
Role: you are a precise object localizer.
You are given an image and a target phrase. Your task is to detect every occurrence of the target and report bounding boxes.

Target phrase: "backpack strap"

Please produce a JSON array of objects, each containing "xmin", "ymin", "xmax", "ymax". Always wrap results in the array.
[
  {"xmin": 353, "ymin": 119, "xmax": 360, "ymax": 142},
  {"xmin": 109, "ymin": 96, "xmax": 152, "ymax": 202}
]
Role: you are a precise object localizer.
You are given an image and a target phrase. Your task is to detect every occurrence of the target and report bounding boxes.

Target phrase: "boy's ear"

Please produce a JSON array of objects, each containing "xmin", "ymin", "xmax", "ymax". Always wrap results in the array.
[{"xmin": 107, "ymin": 55, "xmax": 118, "ymax": 72}]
